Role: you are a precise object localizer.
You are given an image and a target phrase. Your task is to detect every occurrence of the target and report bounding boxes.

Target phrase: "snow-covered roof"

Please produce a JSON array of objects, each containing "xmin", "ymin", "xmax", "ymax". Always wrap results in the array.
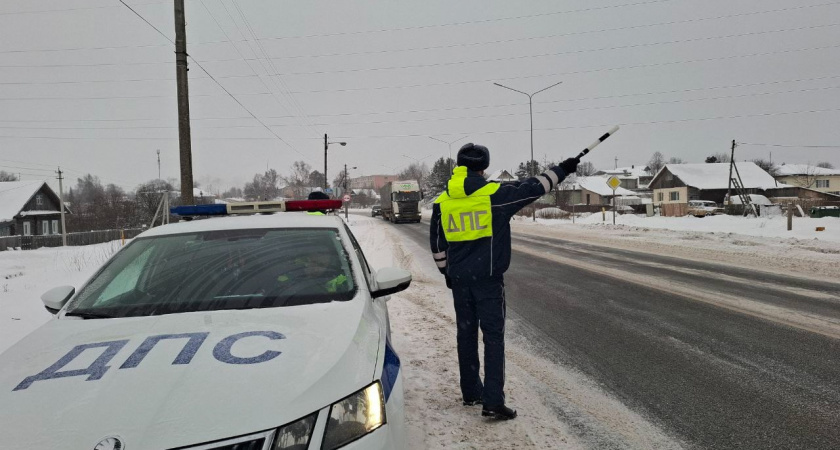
[
  {"xmin": 653, "ymin": 162, "xmax": 779, "ymax": 190},
  {"xmin": 773, "ymin": 164, "xmax": 840, "ymax": 176},
  {"xmin": 596, "ymin": 166, "xmax": 651, "ymax": 178},
  {"xmin": 0, "ymin": 181, "xmax": 48, "ymax": 222},
  {"xmin": 486, "ymin": 169, "xmax": 515, "ymax": 182},
  {"xmin": 574, "ymin": 176, "xmax": 636, "ymax": 197}
]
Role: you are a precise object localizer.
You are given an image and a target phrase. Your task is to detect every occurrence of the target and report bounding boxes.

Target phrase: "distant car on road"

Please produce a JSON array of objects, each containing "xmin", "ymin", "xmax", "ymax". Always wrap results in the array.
[
  {"xmin": 0, "ymin": 201, "xmax": 410, "ymax": 450},
  {"xmin": 371, "ymin": 205, "xmax": 382, "ymax": 217},
  {"xmin": 688, "ymin": 200, "xmax": 724, "ymax": 217}
]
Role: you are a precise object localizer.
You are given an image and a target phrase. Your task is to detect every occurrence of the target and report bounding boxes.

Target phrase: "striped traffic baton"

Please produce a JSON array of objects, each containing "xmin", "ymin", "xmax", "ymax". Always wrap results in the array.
[{"xmin": 576, "ymin": 125, "xmax": 620, "ymax": 160}]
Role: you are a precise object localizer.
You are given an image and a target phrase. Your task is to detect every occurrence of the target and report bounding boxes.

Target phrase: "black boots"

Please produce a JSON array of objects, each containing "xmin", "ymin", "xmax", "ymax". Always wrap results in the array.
[{"xmin": 481, "ymin": 404, "xmax": 517, "ymax": 420}]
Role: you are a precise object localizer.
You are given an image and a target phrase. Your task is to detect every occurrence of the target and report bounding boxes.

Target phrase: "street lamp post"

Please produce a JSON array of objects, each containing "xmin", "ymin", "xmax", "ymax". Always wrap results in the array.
[
  {"xmin": 324, "ymin": 133, "xmax": 347, "ymax": 191},
  {"xmin": 493, "ymin": 81, "xmax": 562, "ymax": 221},
  {"xmin": 428, "ymin": 136, "xmax": 468, "ymax": 174},
  {"xmin": 344, "ymin": 164, "xmax": 357, "ymax": 220}
]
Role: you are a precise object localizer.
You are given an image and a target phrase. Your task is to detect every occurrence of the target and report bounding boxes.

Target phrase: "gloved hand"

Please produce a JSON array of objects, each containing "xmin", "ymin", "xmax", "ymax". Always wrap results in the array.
[
  {"xmin": 558, "ymin": 157, "xmax": 580, "ymax": 175},
  {"xmin": 445, "ymin": 276, "xmax": 453, "ymax": 289}
]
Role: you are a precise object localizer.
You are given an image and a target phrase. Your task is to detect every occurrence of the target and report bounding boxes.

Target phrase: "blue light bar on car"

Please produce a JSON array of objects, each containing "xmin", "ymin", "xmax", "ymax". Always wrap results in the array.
[{"xmin": 170, "ymin": 200, "xmax": 343, "ymax": 217}]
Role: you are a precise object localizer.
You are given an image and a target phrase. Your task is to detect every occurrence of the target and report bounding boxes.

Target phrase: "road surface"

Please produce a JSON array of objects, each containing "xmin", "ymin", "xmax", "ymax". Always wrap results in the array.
[{"xmin": 379, "ymin": 214, "xmax": 840, "ymax": 449}]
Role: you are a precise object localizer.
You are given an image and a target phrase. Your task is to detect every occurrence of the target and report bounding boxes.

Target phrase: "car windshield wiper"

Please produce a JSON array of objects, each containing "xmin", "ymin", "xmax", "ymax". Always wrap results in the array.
[{"xmin": 64, "ymin": 311, "xmax": 117, "ymax": 320}]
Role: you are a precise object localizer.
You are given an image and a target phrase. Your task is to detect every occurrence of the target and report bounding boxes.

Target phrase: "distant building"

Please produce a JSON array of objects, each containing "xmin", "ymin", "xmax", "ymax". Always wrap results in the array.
[
  {"xmin": 773, "ymin": 164, "xmax": 840, "ymax": 195},
  {"xmin": 594, "ymin": 165, "xmax": 653, "ymax": 191},
  {"xmin": 563, "ymin": 176, "xmax": 637, "ymax": 206},
  {"xmin": 0, "ymin": 181, "xmax": 69, "ymax": 237},
  {"xmin": 486, "ymin": 169, "xmax": 515, "ymax": 183},
  {"xmin": 349, "ymin": 175, "xmax": 398, "ymax": 190}
]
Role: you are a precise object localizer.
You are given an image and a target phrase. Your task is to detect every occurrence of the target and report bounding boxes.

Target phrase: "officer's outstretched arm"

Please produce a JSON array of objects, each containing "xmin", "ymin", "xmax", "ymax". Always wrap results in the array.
[
  {"xmin": 491, "ymin": 161, "xmax": 577, "ymax": 218},
  {"xmin": 429, "ymin": 203, "xmax": 449, "ymax": 275}
]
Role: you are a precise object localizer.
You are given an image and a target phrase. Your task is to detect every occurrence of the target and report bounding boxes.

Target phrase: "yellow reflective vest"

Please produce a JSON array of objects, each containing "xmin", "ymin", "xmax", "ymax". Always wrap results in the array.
[{"xmin": 434, "ymin": 166, "xmax": 500, "ymax": 242}]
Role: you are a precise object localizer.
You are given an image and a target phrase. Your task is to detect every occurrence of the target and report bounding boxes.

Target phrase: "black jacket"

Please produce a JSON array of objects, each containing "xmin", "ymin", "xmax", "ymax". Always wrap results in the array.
[{"xmin": 430, "ymin": 166, "xmax": 569, "ymax": 285}]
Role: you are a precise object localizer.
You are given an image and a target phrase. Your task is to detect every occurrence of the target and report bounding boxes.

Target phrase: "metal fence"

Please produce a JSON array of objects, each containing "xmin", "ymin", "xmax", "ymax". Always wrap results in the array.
[{"xmin": 0, "ymin": 228, "xmax": 145, "ymax": 251}]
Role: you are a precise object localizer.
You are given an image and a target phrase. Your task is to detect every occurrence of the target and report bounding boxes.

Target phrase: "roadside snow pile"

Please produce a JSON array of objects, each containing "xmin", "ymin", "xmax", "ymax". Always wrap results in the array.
[
  {"xmin": 0, "ymin": 241, "xmax": 121, "ymax": 354},
  {"xmin": 553, "ymin": 213, "xmax": 840, "ymax": 243}
]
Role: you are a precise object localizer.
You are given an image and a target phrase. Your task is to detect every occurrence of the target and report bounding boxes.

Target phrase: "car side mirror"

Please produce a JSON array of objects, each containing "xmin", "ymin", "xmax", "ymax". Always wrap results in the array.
[
  {"xmin": 41, "ymin": 285, "xmax": 75, "ymax": 315},
  {"xmin": 371, "ymin": 267, "xmax": 412, "ymax": 299}
]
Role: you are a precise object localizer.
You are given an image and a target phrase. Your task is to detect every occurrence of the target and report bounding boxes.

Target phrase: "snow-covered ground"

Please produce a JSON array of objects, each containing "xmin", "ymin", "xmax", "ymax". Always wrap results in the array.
[
  {"xmin": 0, "ymin": 241, "xmax": 122, "ymax": 354},
  {"xmin": 512, "ymin": 214, "xmax": 840, "ymax": 281}
]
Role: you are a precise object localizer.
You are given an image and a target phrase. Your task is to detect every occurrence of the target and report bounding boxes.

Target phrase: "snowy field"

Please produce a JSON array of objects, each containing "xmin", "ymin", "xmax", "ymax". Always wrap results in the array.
[{"xmin": 512, "ymin": 214, "xmax": 840, "ymax": 281}]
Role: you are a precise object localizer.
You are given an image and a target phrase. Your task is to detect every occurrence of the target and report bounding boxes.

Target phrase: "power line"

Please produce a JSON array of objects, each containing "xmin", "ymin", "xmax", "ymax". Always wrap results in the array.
[
  {"xmin": 115, "ymin": 0, "xmax": 310, "ymax": 161},
  {"xmin": 0, "ymin": 108, "xmax": 837, "ymax": 141},
  {"xmin": 738, "ymin": 143, "xmax": 840, "ymax": 149},
  {"xmin": 0, "ymin": 1, "xmax": 168, "ymax": 17},
  {"xmin": 284, "ymin": 43, "xmax": 840, "ymax": 93}
]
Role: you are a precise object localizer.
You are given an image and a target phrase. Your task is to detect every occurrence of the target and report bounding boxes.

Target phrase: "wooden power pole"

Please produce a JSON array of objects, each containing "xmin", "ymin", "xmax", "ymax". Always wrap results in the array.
[{"xmin": 174, "ymin": 0, "xmax": 194, "ymax": 205}]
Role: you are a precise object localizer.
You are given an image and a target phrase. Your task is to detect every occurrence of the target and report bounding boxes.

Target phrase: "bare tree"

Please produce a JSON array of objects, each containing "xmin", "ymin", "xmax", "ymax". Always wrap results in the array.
[
  {"xmin": 706, "ymin": 152, "xmax": 731, "ymax": 163},
  {"xmin": 751, "ymin": 158, "xmax": 778, "ymax": 176},
  {"xmin": 397, "ymin": 162, "xmax": 429, "ymax": 192},
  {"xmin": 244, "ymin": 169, "xmax": 281, "ymax": 200},
  {"xmin": 577, "ymin": 161, "xmax": 597, "ymax": 176},
  {"xmin": 0, "ymin": 171, "xmax": 17, "ymax": 181},
  {"xmin": 792, "ymin": 165, "xmax": 819, "ymax": 189},
  {"xmin": 647, "ymin": 152, "xmax": 665, "ymax": 175},
  {"xmin": 667, "ymin": 157, "xmax": 684, "ymax": 164},
  {"xmin": 816, "ymin": 161, "xmax": 835, "ymax": 169}
]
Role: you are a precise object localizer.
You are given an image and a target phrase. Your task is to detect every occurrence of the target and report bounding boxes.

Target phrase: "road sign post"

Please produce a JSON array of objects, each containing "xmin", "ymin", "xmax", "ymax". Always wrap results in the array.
[
  {"xmin": 343, "ymin": 194, "xmax": 352, "ymax": 220},
  {"xmin": 607, "ymin": 176, "xmax": 621, "ymax": 225}
]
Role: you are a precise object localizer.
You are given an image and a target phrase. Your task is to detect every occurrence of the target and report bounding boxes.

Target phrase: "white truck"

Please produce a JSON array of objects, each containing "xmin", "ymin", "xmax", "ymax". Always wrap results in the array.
[{"xmin": 379, "ymin": 180, "xmax": 422, "ymax": 223}]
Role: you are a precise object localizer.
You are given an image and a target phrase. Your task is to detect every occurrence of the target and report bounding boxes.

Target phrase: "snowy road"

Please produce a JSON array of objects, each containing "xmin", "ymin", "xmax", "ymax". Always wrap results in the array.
[{"xmin": 378, "ymin": 214, "xmax": 840, "ymax": 449}]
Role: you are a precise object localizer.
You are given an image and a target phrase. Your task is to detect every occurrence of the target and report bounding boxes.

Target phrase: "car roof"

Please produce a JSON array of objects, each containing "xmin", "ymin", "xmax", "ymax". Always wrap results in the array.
[{"xmin": 138, "ymin": 213, "xmax": 345, "ymax": 238}]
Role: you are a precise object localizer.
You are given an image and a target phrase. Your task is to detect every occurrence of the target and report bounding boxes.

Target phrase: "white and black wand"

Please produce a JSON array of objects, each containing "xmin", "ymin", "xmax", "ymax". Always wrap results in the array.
[{"xmin": 576, "ymin": 125, "xmax": 620, "ymax": 160}]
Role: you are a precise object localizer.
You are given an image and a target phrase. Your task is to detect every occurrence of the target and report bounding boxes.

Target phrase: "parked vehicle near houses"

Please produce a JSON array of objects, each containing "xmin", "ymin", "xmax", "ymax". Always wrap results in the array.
[
  {"xmin": 687, "ymin": 200, "xmax": 724, "ymax": 217},
  {"xmin": 379, "ymin": 180, "xmax": 422, "ymax": 223}
]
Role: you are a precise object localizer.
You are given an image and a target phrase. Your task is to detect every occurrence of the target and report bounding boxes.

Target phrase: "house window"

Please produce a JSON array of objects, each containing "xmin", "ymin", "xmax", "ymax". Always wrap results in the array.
[
  {"xmin": 35, "ymin": 194, "xmax": 43, "ymax": 207},
  {"xmin": 23, "ymin": 222, "xmax": 31, "ymax": 236},
  {"xmin": 52, "ymin": 220, "xmax": 59, "ymax": 235},
  {"xmin": 657, "ymin": 192, "xmax": 664, "ymax": 202},
  {"xmin": 816, "ymin": 179, "xmax": 830, "ymax": 188},
  {"xmin": 670, "ymin": 191, "xmax": 680, "ymax": 201}
]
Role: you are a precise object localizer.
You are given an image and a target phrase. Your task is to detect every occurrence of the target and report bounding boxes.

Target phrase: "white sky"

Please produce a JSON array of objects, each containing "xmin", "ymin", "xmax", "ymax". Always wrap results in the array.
[{"xmin": 0, "ymin": 0, "xmax": 838, "ymax": 193}]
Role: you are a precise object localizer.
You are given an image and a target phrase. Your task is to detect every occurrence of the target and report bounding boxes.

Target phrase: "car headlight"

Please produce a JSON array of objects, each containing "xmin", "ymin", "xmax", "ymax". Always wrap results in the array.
[
  {"xmin": 272, "ymin": 412, "xmax": 318, "ymax": 450},
  {"xmin": 322, "ymin": 381, "xmax": 386, "ymax": 450}
]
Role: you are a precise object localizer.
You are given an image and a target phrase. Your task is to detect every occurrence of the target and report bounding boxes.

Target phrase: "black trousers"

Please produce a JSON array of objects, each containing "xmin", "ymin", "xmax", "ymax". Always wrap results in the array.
[{"xmin": 451, "ymin": 278, "xmax": 506, "ymax": 407}]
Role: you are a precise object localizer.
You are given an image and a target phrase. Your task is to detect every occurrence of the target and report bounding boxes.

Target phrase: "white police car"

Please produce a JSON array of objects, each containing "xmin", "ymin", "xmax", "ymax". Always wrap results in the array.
[{"xmin": 0, "ymin": 200, "xmax": 410, "ymax": 450}]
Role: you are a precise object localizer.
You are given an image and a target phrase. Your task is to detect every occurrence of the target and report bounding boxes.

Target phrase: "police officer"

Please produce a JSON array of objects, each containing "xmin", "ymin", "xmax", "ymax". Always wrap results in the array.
[
  {"xmin": 430, "ymin": 143, "xmax": 578, "ymax": 420},
  {"xmin": 307, "ymin": 191, "xmax": 330, "ymax": 215}
]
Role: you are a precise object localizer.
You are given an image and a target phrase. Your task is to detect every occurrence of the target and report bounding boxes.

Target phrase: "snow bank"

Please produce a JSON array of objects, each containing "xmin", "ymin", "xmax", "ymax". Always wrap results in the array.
[{"xmin": 561, "ymin": 213, "xmax": 840, "ymax": 242}]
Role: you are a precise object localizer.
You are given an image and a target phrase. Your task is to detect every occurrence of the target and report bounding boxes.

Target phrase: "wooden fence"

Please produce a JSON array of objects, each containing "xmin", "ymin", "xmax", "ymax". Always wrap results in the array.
[{"xmin": 0, "ymin": 228, "xmax": 145, "ymax": 251}]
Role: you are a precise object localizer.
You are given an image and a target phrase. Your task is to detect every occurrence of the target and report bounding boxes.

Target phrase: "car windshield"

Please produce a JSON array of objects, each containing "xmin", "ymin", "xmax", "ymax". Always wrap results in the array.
[
  {"xmin": 65, "ymin": 228, "xmax": 356, "ymax": 318},
  {"xmin": 394, "ymin": 191, "xmax": 420, "ymax": 202}
]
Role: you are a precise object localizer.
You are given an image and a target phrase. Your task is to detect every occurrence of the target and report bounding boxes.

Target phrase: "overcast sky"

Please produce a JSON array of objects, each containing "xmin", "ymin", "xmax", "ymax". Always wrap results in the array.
[{"xmin": 1, "ymin": 0, "xmax": 838, "ymax": 193}]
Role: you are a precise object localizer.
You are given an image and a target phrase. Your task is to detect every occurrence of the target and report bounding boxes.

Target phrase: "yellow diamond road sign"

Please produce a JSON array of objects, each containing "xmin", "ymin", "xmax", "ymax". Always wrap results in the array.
[{"xmin": 606, "ymin": 176, "xmax": 621, "ymax": 190}]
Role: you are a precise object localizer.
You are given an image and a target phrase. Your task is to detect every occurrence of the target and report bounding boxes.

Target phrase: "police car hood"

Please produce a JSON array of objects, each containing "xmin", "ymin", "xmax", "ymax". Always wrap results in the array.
[{"xmin": 0, "ymin": 298, "xmax": 381, "ymax": 450}]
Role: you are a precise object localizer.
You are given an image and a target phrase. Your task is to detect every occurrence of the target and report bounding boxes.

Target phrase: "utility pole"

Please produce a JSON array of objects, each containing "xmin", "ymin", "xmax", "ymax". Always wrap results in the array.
[
  {"xmin": 324, "ymin": 134, "xmax": 328, "ymax": 190},
  {"xmin": 156, "ymin": 149, "xmax": 161, "ymax": 180},
  {"xmin": 174, "ymin": 0, "xmax": 194, "ymax": 205},
  {"xmin": 56, "ymin": 167, "xmax": 67, "ymax": 246},
  {"xmin": 615, "ymin": 156, "xmax": 618, "ymax": 169},
  {"xmin": 726, "ymin": 140, "xmax": 736, "ymax": 210}
]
